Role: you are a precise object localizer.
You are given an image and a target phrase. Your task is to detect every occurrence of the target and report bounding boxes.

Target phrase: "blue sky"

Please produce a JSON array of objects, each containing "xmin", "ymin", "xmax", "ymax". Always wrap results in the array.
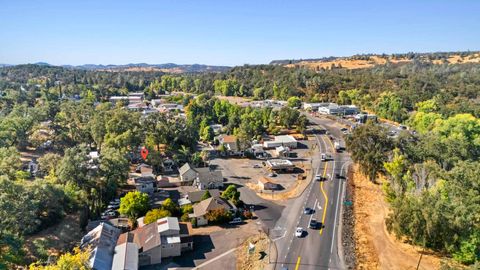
[{"xmin": 1, "ymin": 0, "xmax": 479, "ymax": 66}]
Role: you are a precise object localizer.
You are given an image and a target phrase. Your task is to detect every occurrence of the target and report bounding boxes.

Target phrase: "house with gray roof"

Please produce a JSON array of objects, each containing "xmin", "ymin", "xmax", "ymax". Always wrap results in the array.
[
  {"xmin": 112, "ymin": 232, "xmax": 139, "ymax": 270},
  {"xmin": 187, "ymin": 189, "xmax": 221, "ymax": 203},
  {"xmin": 189, "ymin": 197, "xmax": 236, "ymax": 226},
  {"xmin": 80, "ymin": 222, "xmax": 121, "ymax": 270},
  {"xmin": 178, "ymin": 163, "xmax": 197, "ymax": 185},
  {"xmin": 193, "ymin": 167, "xmax": 224, "ymax": 190}
]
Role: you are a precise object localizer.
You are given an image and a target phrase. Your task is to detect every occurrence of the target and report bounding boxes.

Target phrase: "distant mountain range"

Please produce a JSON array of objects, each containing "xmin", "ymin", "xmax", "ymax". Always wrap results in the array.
[{"xmin": 0, "ymin": 62, "xmax": 231, "ymax": 73}]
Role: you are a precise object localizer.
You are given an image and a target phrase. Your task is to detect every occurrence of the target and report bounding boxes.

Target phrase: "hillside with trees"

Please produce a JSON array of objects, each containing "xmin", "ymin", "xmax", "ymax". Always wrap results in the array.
[{"xmin": 0, "ymin": 51, "xmax": 479, "ymax": 267}]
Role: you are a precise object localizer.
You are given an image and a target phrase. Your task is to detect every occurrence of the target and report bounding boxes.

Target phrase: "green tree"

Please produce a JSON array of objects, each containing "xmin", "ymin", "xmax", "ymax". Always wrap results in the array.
[
  {"xmin": 29, "ymin": 247, "xmax": 90, "ymax": 270},
  {"xmin": 201, "ymin": 126, "xmax": 214, "ymax": 142},
  {"xmin": 205, "ymin": 208, "xmax": 232, "ymax": 224},
  {"xmin": 119, "ymin": 191, "xmax": 150, "ymax": 221},
  {"xmin": 374, "ymin": 91, "xmax": 408, "ymax": 122},
  {"xmin": 221, "ymin": 184, "xmax": 241, "ymax": 205},
  {"xmin": 0, "ymin": 147, "xmax": 22, "ymax": 179},
  {"xmin": 37, "ymin": 153, "xmax": 62, "ymax": 178},
  {"xmin": 201, "ymin": 190, "xmax": 212, "ymax": 201},
  {"xmin": 144, "ymin": 208, "xmax": 171, "ymax": 225},
  {"xmin": 346, "ymin": 122, "xmax": 393, "ymax": 181},
  {"xmin": 287, "ymin": 96, "xmax": 302, "ymax": 108},
  {"xmin": 162, "ymin": 198, "xmax": 179, "ymax": 216}
]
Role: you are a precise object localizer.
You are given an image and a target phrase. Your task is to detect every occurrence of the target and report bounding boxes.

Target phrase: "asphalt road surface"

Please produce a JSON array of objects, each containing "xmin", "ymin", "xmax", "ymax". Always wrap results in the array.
[{"xmin": 273, "ymin": 115, "xmax": 352, "ymax": 270}]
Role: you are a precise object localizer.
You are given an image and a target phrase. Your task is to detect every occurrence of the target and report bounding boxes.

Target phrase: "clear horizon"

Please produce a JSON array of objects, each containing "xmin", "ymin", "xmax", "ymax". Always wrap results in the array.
[{"xmin": 1, "ymin": 0, "xmax": 479, "ymax": 66}]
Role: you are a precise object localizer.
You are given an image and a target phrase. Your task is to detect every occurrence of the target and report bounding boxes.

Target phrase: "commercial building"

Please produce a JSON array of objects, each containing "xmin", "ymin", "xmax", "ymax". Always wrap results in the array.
[
  {"xmin": 266, "ymin": 159, "xmax": 295, "ymax": 172},
  {"xmin": 263, "ymin": 135, "xmax": 298, "ymax": 149}
]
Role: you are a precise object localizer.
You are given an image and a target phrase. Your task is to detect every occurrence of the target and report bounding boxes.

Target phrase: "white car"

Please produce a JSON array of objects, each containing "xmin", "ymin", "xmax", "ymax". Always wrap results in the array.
[
  {"xmin": 315, "ymin": 174, "xmax": 322, "ymax": 181},
  {"xmin": 295, "ymin": 227, "xmax": 304, "ymax": 237}
]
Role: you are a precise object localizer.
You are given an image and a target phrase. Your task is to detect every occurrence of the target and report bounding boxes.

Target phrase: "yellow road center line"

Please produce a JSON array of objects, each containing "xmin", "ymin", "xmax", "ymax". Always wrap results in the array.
[
  {"xmin": 320, "ymin": 135, "xmax": 331, "ymax": 235},
  {"xmin": 295, "ymin": 256, "xmax": 301, "ymax": 270}
]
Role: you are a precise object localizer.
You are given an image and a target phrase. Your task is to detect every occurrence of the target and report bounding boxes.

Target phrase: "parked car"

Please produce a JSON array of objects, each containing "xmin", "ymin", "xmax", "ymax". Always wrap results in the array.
[
  {"xmin": 253, "ymin": 164, "xmax": 262, "ymax": 168},
  {"xmin": 295, "ymin": 227, "xmax": 304, "ymax": 237},
  {"xmin": 229, "ymin": 217, "xmax": 243, "ymax": 224},
  {"xmin": 268, "ymin": 172, "xmax": 277, "ymax": 177},
  {"xmin": 107, "ymin": 204, "xmax": 119, "ymax": 210}
]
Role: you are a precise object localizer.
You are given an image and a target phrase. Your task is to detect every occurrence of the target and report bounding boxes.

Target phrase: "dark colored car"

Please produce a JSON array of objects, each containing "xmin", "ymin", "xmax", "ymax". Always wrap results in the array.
[{"xmin": 304, "ymin": 207, "xmax": 314, "ymax": 215}]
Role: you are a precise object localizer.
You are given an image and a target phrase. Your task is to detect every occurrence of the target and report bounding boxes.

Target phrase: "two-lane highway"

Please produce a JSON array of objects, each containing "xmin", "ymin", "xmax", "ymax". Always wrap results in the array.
[{"xmin": 274, "ymin": 115, "xmax": 352, "ymax": 270}]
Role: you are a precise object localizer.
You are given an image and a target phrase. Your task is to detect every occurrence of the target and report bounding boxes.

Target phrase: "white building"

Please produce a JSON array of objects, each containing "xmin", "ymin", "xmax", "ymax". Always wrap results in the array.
[
  {"xmin": 302, "ymin": 102, "xmax": 330, "ymax": 111},
  {"xmin": 263, "ymin": 135, "xmax": 298, "ymax": 149},
  {"xmin": 266, "ymin": 159, "xmax": 295, "ymax": 172},
  {"xmin": 318, "ymin": 103, "xmax": 359, "ymax": 115}
]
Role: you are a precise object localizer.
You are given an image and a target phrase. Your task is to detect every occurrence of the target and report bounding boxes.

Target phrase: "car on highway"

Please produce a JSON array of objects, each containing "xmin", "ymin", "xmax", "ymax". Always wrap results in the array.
[
  {"xmin": 315, "ymin": 174, "xmax": 322, "ymax": 181},
  {"xmin": 304, "ymin": 207, "xmax": 313, "ymax": 215},
  {"xmin": 295, "ymin": 227, "xmax": 304, "ymax": 237},
  {"xmin": 309, "ymin": 219, "xmax": 318, "ymax": 229},
  {"xmin": 321, "ymin": 153, "xmax": 329, "ymax": 161}
]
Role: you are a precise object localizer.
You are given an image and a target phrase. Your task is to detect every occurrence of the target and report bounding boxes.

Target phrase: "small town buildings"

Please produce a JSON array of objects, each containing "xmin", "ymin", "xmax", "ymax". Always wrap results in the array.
[
  {"xmin": 318, "ymin": 103, "xmax": 342, "ymax": 115},
  {"xmin": 263, "ymin": 135, "xmax": 298, "ymax": 149},
  {"xmin": 210, "ymin": 124, "xmax": 223, "ymax": 135},
  {"xmin": 80, "ymin": 222, "xmax": 121, "ymax": 270},
  {"xmin": 112, "ymin": 232, "xmax": 139, "ymax": 270},
  {"xmin": 218, "ymin": 135, "xmax": 242, "ymax": 155},
  {"xmin": 258, "ymin": 176, "xmax": 281, "ymax": 190},
  {"xmin": 250, "ymin": 144, "xmax": 267, "ymax": 158},
  {"xmin": 318, "ymin": 103, "xmax": 359, "ymax": 115},
  {"xmin": 162, "ymin": 159, "xmax": 175, "ymax": 173},
  {"xmin": 302, "ymin": 102, "xmax": 330, "ymax": 111},
  {"xmin": 275, "ymin": 146, "xmax": 290, "ymax": 157},
  {"xmin": 134, "ymin": 222, "xmax": 162, "ymax": 266},
  {"xmin": 178, "ymin": 163, "xmax": 197, "ymax": 185},
  {"xmin": 129, "ymin": 217, "xmax": 193, "ymax": 266},
  {"xmin": 187, "ymin": 189, "xmax": 221, "ymax": 203},
  {"xmin": 109, "ymin": 218, "xmax": 130, "ymax": 232},
  {"xmin": 266, "ymin": 159, "xmax": 295, "ymax": 172},
  {"xmin": 193, "ymin": 167, "xmax": 224, "ymax": 190},
  {"xmin": 131, "ymin": 175, "xmax": 156, "ymax": 195},
  {"xmin": 109, "ymin": 95, "xmax": 142, "ymax": 105},
  {"xmin": 157, "ymin": 103, "xmax": 184, "ymax": 113},
  {"xmin": 341, "ymin": 105, "xmax": 360, "ymax": 115},
  {"xmin": 355, "ymin": 113, "xmax": 377, "ymax": 123},
  {"xmin": 189, "ymin": 197, "xmax": 236, "ymax": 226},
  {"xmin": 150, "ymin": 99, "xmax": 164, "ymax": 107}
]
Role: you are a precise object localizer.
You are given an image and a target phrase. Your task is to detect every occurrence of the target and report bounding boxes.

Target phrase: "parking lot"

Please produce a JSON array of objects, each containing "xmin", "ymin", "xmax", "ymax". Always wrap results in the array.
[{"xmin": 210, "ymin": 138, "xmax": 315, "ymax": 193}]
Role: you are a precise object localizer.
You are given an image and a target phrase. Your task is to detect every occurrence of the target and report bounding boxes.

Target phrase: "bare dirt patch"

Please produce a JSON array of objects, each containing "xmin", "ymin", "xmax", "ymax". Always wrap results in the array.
[
  {"xmin": 24, "ymin": 214, "xmax": 83, "ymax": 263},
  {"xmin": 236, "ymin": 232, "xmax": 272, "ymax": 270},
  {"xmin": 284, "ymin": 53, "xmax": 480, "ymax": 71},
  {"xmin": 215, "ymin": 95, "xmax": 252, "ymax": 105},
  {"xmin": 351, "ymin": 165, "xmax": 444, "ymax": 270}
]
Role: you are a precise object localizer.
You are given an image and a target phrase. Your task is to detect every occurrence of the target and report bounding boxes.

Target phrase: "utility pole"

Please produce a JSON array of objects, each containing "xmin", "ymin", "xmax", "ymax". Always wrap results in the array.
[
  {"xmin": 416, "ymin": 246, "xmax": 425, "ymax": 270},
  {"xmin": 268, "ymin": 227, "xmax": 271, "ymax": 264}
]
